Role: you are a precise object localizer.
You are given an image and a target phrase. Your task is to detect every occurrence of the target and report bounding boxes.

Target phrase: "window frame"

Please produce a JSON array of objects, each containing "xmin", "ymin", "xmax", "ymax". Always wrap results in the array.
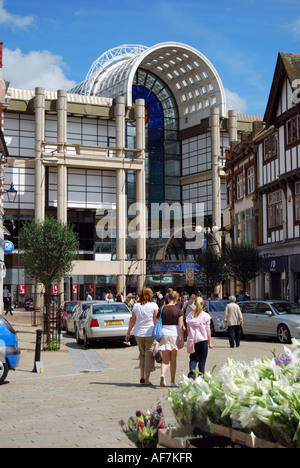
[
  {"xmin": 286, "ymin": 115, "xmax": 300, "ymax": 146},
  {"xmin": 267, "ymin": 189, "xmax": 283, "ymax": 230},
  {"xmin": 263, "ymin": 132, "xmax": 278, "ymax": 163},
  {"xmin": 246, "ymin": 165, "xmax": 255, "ymax": 195},
  {"xmin": 295, "ymin": 181, "xmax": 300, "ymax": 222},
  {"xmin": 235, "ymin": 172, "xmax": 244, "ymax": 201}
]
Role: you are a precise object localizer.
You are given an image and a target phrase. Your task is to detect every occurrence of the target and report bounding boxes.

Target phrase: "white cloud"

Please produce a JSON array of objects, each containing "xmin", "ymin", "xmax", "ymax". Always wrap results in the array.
[
  {"xmin": 225, "ymin": 89, "xmax": 248, "ymax": 114},
  {"xmin": 292, "ymin": 16, "xmax": 300, "ymax": 37},
  {"xmin": 3, "ymin": 48, "xmax": 76, "ymax": 91},
  {"xmin": 0, "ymin": 0, "xmax": 34, "ymax": 29}
]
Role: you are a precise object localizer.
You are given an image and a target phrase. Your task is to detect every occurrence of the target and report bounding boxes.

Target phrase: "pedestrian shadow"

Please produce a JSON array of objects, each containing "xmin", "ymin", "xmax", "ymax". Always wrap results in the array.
[{"xmin": 89, "ymin": 381, "xmax": 158, "ymax": 389}]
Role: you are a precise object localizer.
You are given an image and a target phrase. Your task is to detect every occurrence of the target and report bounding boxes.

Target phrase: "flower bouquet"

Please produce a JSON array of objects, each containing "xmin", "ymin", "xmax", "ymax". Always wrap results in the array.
[
  {"xmin": 168, "ymin": 339, "xmax": 300, "ymax": 448},
  {"xmin": 119, "ymin": 405, "xmax": 166, "ymax": 448}
]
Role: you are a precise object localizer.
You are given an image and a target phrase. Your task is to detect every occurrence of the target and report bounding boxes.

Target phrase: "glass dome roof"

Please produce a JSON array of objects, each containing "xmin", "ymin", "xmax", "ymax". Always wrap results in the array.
[{"xmin": 70, "ymin": 42, "xmax": 226, "ymax": 129}]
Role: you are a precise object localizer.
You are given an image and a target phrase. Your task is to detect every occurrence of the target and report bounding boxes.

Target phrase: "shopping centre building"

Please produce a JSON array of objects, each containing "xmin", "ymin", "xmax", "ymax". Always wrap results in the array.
[{"xmin": 0, "ymin": 42, "xmax": 262, "ymax": 302}]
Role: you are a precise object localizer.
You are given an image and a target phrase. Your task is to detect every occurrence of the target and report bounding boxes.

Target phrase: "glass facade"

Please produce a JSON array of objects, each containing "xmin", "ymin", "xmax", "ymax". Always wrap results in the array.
[{"xmin": 126, "ymin": 68, "xmax": 180, "ymax": 215}]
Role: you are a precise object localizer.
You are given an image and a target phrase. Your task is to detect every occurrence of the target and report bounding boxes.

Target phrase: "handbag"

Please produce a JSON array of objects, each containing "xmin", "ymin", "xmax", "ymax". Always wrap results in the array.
[
  {"xmin": 152, "ymin": 306, "xmax": 163, "ymax": 341},
  {"xmin": 153, "ymin": 343, "xmax": 163, "ymax": 363}
]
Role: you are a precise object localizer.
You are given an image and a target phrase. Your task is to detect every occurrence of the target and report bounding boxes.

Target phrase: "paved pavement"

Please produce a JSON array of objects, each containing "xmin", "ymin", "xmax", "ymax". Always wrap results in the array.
[{"xmin": 0, "ymin": 309, "xmax": 293, "ymax": 448}]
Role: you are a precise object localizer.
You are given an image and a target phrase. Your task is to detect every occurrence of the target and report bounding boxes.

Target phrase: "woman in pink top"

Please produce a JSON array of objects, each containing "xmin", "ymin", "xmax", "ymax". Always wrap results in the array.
[{"xmin": 186, "ymin": 296, "xmax": 213, "ymax": 378}]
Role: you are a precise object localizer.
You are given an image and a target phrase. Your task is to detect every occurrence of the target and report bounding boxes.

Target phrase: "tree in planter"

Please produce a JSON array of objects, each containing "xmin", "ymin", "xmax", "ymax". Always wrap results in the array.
[
  {"xmin": 19, "ymin": 216, "xmax": 79, "ymax": 345},
  {"xmin": 223, "ymin": 243, "xmax": 264, "ymax": 296},
  {"xmin": 196, "ymin": 248, "xmax": 228, "ymax": 295}
]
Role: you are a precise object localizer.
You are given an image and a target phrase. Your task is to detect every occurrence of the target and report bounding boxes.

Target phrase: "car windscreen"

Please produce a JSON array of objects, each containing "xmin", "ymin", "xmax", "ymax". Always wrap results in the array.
[
  {"xmin": 92, "ymin": 304, "xmax": 130, "ymax": 315},
  {"xmin": 272, "ymin": 303, "xmax": 300, "ymax": 315},
  {"xmin": 209, "ymin": 301, "xmax": 229, "ymax": 313}
]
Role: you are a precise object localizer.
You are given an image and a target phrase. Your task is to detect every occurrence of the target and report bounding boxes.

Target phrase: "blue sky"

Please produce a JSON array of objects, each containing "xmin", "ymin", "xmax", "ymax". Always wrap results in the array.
[{"xmin": 1, "ymin": 0, "xmax": 300, "ymax": 116}]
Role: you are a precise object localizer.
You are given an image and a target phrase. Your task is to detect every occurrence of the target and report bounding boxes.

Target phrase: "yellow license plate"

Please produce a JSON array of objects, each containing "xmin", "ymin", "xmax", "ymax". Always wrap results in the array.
[{"xmin": 105, "ymin": 320, "xmax": 123, "ymax": 326}]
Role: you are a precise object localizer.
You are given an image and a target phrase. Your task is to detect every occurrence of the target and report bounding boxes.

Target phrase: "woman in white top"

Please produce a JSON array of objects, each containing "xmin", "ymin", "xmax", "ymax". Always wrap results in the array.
[{"xmin": 126, "ymin": 287, "xmax": 158, "ymax": 386}]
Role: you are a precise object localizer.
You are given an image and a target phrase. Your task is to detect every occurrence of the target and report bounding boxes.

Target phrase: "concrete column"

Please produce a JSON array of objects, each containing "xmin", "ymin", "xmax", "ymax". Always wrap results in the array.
[
  {"xmin": 57, "ymin": 90, "xmax": 67, "ymax": 224},
  {"xmin": 136, "ymin": 169, "xmax": 146, "ymax": 293},
  {"xmin": 115, "ymin": 96, "xmax": 125, "ymax": 157},
  {"xmin": 34, "ymin": 87, "xmax": 46, "ymax": 309},
  {"xmin": 134, "ymin": 99, "xmax": 146, "ymax": 291},
  {"xmin": 135, "ymin": 99, "xmax": 145, "ymax": 159},
  {"xmin": 116, "ymin": 168, "xmax": 127, "ymax": 295},
  {"xmin": 56, "ymin": 90, "xmax": 68, "ymax": 301},
  {"xmin": 211, "ymin": 107, "xmax": 221, "ymax": 247},
  {"xmin": 34, "ymin": 87, "xmax": 46, "ymax": 222},
  {"xmin": 228, "ymin": 110, "xmax": 238, "ymax": 144}
]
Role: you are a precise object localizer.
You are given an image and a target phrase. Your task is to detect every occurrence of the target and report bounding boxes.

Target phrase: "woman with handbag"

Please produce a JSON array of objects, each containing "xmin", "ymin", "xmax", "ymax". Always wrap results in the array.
[
  {"xmin": 125, "ymin": 287, "xmax": 158, "ymax": 386},
  {"xmin": 155, "ymin": 291, "xmax": 185, "ymax": 387},
  {"xmin": 186, "ymin": 296, "xmax": 213, "ymax": 379}
]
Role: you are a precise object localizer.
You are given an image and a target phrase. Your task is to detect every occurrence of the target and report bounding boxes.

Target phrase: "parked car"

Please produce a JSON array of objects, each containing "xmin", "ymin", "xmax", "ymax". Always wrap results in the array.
[
  {"xmin": 58, "ymin": 301, "xmax": 82, "ymax": 330},
  {"xmin": 238, "ymin": 300, "xmax": 300, "ymax": 344},
  {"xmin": 204, "ymin": 300, "xmax": 229, "ymax": 335},
  {"xmin": 0, "ymin": 315, "xmax": 21, "ymax": 384},
  {"xmin": 75, "ymin": 301, "xmax": 135, "ymax": 348},
  {"xmin": 65, "ymin": 301, "xmax": 96, "ymax": 335}
]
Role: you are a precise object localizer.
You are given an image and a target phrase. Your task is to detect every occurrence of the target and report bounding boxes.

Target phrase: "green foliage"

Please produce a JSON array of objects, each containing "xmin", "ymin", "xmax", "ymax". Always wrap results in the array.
[
  {"xmin": 19, "ymin": 216, "xmax": 79, "ymax": 290},
  {"xmin": 223, "ymin": 243, "xmax": 264, "ymax": 293},
  {"xmin": 196, "ymin": 248, "xmax": 228, "ymax": 292}
]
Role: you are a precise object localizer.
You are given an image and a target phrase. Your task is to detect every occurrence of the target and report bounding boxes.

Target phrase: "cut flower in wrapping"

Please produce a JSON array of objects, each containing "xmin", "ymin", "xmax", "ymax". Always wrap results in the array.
[{"xmin": 167, "ymin": 340, "xmax": 300, "ymax": 447}]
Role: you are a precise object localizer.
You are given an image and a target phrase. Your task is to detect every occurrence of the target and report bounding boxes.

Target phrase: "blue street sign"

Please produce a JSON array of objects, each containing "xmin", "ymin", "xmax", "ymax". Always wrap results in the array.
[{"xmin": 3, "ymin": 241, "xmax": 14, "ymax": 253}]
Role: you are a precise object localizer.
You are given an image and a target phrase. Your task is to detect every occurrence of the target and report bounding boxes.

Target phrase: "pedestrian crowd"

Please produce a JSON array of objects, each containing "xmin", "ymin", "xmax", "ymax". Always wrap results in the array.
[{"xmin": 97, "ymin": 287, "xmax": 244, "ymax": 387}]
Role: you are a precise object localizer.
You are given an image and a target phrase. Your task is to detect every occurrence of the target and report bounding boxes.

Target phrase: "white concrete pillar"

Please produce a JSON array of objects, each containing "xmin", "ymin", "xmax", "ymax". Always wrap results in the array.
[
  {"xmin": 57, "ymin": 90, "xmax": 68, "ymax": 301},
  {"xmin": 134, "ymin": 99, "xmax": 146, "ymax": 292},
  {"xmin": 116, "ymin": 169, "xmax": 127, "ymax": 295},
  {"xmin": 115, "ymin": 96, "xmax": 125, "ymax": 158},
  {"xmin": 228, "ymin": 110, "xmax": 238, "ymax": 144},
  {"xmin": 211, "ymin": 107, "xmax": 221, "ymax": 247},
  {"xmin": 34, "ymin": 87, "xmax": 45, "ymax": 222},
  {"xmin": 135, "ymin": 99, "xmax": 145, "ymax": 159},
  {"xmin": 57, "ymin": 90, "xmax": 67, "ymax": 224}
]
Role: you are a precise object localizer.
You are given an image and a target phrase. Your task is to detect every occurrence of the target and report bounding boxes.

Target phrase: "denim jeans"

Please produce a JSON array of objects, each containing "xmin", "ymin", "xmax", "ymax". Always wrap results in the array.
[
  {"xmin": 228, "ymin": 325, "xmax": 241, "ymax": 348},
  {"xmin": 188, "ymin": 340, "xmax": 208, "ymax": 378}
]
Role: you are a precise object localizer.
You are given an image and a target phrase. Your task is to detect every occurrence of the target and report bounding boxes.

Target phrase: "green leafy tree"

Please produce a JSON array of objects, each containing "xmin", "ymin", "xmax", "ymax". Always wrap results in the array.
[
  {"xmin": 223, "ymin": 243, "xmax": 264, "ymax": 295},
  {"xmin": 196, "ymin": 248, "xmax": 228, "ymax": 294},
  {"xmin": 19, "ymin": 216, "xmax": 79, "ymax": 344}
]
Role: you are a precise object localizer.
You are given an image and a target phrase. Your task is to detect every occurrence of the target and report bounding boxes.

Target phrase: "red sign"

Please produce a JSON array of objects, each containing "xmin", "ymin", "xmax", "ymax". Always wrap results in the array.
[
  {"xmin": 88, "ymin": 284, "xmax": 94, "ymax": 294},
  {"xmin": 53, "ymin": 284, "xmax": 58, "ymax": 294},
  {"xmin": 19, "ymin": 285, "xmax": 25, "ymax": 295},
  {"xmin": 73, "ymin": 284, "xmax": 78, "ymax": 294}
]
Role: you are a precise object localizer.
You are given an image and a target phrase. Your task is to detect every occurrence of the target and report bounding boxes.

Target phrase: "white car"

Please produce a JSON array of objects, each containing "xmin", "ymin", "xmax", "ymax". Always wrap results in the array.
[
  {"xmin": 204, "ymin": 300, "xmax": 229, "ymax": 335},
  {"xmin": 238, "ymin": 300, "xmax": 300, "ymax": 344},
  {"xmin": 75, "ymin": 301, "xmax": 135, "ymax": 348}
]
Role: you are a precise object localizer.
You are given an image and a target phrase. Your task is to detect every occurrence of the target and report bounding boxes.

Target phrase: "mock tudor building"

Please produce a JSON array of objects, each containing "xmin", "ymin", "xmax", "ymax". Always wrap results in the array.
[
  {"xmin": 254, "ymin": 53, "xmax": 300, "ymax": 302},
  {"xmin": 0, "ymin": 42, "xmax": 263, "ymax": 302}
]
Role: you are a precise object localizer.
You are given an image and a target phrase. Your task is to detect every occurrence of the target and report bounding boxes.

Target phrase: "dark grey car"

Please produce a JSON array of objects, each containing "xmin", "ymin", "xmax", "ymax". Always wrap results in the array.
[{"xmin": 238, "ymin": 300, "xmax": 300, "ymax": 344}]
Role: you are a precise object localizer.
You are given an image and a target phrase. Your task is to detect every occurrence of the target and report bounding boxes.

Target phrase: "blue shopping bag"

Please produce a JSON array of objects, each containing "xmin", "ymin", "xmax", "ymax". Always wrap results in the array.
[{"xmin": 152, "ymin": 307, "xmax": 163, "ymax": 341}]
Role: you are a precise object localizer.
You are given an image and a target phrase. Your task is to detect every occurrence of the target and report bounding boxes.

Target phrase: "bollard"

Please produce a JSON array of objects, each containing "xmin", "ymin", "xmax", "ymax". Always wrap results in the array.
[{"xmin": 32, "ymin": 329, "xmax": 42, "ymax": 373}]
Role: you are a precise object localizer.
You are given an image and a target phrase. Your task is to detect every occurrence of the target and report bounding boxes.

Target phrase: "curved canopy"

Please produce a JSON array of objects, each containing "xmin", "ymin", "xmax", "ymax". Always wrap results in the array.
[{"xmin": 70, "ymin": 42, "xmax": 226, "ymax": 128}]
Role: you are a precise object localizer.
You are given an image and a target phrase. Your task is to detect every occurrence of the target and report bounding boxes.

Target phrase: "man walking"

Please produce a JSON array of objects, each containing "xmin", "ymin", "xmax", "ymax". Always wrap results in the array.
[{"xmin": 224, "ymin": 296, "xmax": 243, "ymax": 348}]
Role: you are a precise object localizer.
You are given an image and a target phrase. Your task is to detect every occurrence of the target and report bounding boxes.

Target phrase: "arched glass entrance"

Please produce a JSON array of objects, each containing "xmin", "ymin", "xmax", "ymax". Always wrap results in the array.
[{"xmin": 126, "ymin": 69, "xmax": 180, "ymax": 217}]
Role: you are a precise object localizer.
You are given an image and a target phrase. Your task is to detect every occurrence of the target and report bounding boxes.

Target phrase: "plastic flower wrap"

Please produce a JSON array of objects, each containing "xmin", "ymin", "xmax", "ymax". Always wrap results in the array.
[
  {"xmin": 119, "ymin": 405, "xmax": 166, "ymax": 448},
  {"xmin": 168, "ymin": 339, "xmax": 300, "ymax": 448}
]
